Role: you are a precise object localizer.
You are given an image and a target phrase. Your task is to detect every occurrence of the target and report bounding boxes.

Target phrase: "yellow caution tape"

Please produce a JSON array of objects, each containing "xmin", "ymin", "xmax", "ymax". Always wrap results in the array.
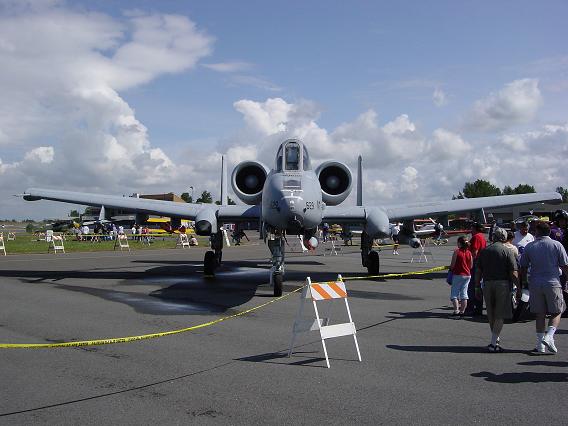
[
  {"xmin": 341, "ymin": 265, "xmax": 449, "ymax": 281},
  {"xmin": 0, "ymin": 286, "xmax": 306, "ymax": 349},
  {"xmin": 0, "ymin": 265, "xmax": 448, "ymax": 349}
]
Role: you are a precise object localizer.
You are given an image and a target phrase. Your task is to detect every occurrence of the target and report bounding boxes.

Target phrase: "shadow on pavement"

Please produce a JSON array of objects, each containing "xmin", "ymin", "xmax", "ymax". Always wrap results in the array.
[
  {"xmin": 471, "ymin": 371, "xmax": 568, "ymax": 383},
  {"xmin": 387, "ymin": 344, "xmax": 527, "ymax": 354},
  {"xmin": 518, "ymin": 360, "xmax": 568, "ymax": 367}
]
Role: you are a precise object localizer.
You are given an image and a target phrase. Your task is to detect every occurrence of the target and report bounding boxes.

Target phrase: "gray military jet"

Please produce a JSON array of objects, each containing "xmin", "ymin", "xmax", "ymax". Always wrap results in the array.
[{"xmin": 23, "ymin": 138, "xmax": 562, "ymax": 296}]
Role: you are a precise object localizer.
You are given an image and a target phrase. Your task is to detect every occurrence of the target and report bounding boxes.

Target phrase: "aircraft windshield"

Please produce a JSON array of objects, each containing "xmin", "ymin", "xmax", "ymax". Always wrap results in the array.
[
  {"xmin": 303, "ymin": 146, "xmax": 311, "ymax": 171},
  {"xmin": 275, "ymin": 146, "xmax": 283, "ymax": 172},
  {"xmin": 285, "ymin": 142, "xmax": 300, "ymax": 171}
]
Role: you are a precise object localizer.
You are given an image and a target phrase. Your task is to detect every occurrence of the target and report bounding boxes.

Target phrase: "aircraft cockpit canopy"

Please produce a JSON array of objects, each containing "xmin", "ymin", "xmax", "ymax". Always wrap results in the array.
[{"xmin": 275, "ymin": 140, "xmax": 311, "ymax": 172}]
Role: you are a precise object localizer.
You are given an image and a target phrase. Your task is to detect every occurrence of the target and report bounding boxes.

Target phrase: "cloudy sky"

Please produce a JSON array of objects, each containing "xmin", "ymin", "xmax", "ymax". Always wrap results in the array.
[{"xmin": 1, "ymin": 0, "xmax": 567, "ymax": 219}]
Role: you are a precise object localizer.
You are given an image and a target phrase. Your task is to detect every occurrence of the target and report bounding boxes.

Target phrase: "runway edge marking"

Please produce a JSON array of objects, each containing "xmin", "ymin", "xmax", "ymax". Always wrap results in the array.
[{"xmin": 0, "ymin": 265, "xmax": 448, "ymax": 349}]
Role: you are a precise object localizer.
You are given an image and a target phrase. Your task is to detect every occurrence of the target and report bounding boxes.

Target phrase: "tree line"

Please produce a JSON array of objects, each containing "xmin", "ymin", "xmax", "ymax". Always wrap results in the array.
[
  {"xmin": 454, "ymin": 179, "xmax": 568, "ymax": 202},
  {"xmin": 180, "ymin": 190, "xmax": 236, "ymax": 205}
]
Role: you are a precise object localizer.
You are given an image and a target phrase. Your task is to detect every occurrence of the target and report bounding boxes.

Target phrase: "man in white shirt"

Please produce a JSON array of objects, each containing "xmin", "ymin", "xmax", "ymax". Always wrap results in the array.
[
  {"xmin": 513, "ymin": 221, "xmax": 534, "ymax": 254},
  {"xmin": 391, "ymin": 223, "xmax": 401, "ymax": 255}
]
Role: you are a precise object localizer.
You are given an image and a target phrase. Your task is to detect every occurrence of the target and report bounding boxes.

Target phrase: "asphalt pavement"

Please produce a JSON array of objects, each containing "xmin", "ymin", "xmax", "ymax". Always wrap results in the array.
[{"xmin": 0, "ymin": 237, "xmax": 566, "ymax": 424}]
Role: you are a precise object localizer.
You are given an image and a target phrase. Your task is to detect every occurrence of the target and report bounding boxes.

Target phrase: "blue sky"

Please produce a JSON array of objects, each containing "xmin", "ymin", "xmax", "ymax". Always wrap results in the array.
[{"xmin": 0, "ymin": 0, "xmax": 567, "ymax": 218}]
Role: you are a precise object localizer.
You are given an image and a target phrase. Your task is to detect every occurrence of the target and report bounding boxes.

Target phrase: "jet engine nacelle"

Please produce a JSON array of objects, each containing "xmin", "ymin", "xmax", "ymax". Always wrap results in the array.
[
  {"xmin": 315, "ymin": 161, "xmax": 352, "ymax": 206},
  {"xmin": 194, "ymin": 209, "xmax": 217, "ymax": 236},
  {"xmin": 231, "ymin": 161, "xmax": 269, "ymax": 205}
]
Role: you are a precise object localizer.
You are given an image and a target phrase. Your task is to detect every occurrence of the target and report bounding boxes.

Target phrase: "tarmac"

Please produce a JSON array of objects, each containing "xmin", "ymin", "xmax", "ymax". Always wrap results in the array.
[{"xmin": 0, "ymin": 237, "xmax": 567, "ymax": 424}]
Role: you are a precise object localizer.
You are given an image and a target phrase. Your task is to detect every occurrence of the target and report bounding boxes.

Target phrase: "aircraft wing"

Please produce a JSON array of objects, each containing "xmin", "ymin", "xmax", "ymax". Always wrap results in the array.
[
  {"xmin": 383, "ymin": 192, "xmax": 562, "ymax": 221},
  {"xmin": 23, "ymin": 188, "xmax": 261, "ymax": 223},
  {"xmin": 23, "ymin": 188, "xmax": 203, "ymax": 218},
  {"xmin": 323, "ymin": 192, "xmax": 562, "ymax": 225}
]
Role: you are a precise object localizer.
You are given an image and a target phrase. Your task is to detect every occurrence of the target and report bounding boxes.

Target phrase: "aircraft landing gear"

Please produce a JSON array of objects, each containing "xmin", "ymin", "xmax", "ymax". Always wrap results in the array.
[
  {"xmin": 361, "ymin": 231, "xmax": 380, "ymax": 276},
  {"xmin": 203, "ymin": 231, "xmax": 223, "ymax": 277},
  {"xmin": 367, "ymin": 250, "xmax": 380, "ymax": 275},
  {"xmin": 268, "ymin": 232, "xmax": 285, "ymax": 297}
]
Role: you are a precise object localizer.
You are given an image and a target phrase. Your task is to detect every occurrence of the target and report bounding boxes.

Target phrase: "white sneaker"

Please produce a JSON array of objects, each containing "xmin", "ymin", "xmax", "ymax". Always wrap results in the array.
[
  {"xmin": 533, "ymin": 342, "xmax": 546, "ymax": 353},
  {"xmin": 542, "ymin": 335, "xmax": 558, "ymax": 353}
]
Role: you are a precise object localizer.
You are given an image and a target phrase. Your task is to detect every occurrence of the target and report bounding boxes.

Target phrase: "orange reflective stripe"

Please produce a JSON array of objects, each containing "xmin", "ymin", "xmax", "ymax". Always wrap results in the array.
[
  {"xmin": 311, "ymin": 284, "xmax": 332, "ymax": 300},
  {"xmin": 328, "ymin": 282, "xmax": 347, "ymax": 298}
]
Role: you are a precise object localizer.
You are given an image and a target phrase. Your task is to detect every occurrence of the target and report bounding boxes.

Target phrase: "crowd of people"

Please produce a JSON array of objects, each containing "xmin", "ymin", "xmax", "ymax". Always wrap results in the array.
[{"xmin": 448, "ymin": 210, "xmax": 568, "ymax": 354}]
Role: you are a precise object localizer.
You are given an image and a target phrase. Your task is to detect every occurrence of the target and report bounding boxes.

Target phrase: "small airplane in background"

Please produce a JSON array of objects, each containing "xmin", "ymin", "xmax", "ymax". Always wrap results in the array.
[{"xmin": 22, "ymin": 139, "xmax": 562, "ymax": 296}]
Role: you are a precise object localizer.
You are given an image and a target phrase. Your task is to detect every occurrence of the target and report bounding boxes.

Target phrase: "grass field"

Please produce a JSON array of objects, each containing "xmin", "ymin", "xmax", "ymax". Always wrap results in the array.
[{"xmin": 0, "ymin": 233, "xmax": 211, "ymax": 255}]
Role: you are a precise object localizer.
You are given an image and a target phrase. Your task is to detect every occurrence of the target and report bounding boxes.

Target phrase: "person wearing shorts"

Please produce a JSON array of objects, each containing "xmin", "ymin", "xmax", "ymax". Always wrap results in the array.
[
  {"xmin": 449, "ymin": 236, "xmax": 472, "ymax": 316},
  {"xmin": 475, "ymin": 227, "xmax": 518, "ymax": 352},
  {"xmin": 520, "ymin": 222, "xmax": 568, "ymax": 354}
]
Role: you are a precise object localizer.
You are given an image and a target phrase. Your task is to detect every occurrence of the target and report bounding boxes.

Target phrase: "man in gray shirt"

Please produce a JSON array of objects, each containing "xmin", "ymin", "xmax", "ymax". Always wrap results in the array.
[
  {"xmin": 520, "ymin": 222, "xmax": 568, "ymax": 354},
  {"xmin": 475, "ymin": 227, "xmax": 518, "ymax": 352}
]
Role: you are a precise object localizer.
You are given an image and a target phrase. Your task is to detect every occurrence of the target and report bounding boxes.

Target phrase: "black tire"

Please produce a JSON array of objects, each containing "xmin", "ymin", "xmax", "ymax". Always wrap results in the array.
[
  {"xmin": 367, "ymin": 250, "xmax": 380, "ymax": 276},
  {"xmin": 204, "ymin": 250, "xmax": 216, "ymax": 276},
  {"xmin": 273, "ymin": 273, "xmax": 283, "ymax": 297}
]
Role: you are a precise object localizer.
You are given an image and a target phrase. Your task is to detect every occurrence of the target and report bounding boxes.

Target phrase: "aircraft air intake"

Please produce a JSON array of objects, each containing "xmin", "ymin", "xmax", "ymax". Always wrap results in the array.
[
  {"xmin": 232, "ymin": 161, "xmax": 269, "ymax": 205},
  {"xmin": 315, "ymin": 161, "xmax": 352, "ymax": 205}
]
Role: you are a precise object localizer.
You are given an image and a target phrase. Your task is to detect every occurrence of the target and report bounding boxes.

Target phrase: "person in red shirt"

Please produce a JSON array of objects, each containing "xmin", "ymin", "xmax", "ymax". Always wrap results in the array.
[
  {"xmin": 450, "ymin": 236, "xmax": 473, "ymax": 316},
  {"xmin": 466, "ymin": 222, "xmax": 487, "ymax": 316}
]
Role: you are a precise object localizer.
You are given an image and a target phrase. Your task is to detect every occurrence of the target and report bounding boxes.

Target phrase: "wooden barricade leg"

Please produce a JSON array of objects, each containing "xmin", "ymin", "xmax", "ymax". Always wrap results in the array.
[{"xmin": 313, "ymin": 297, "xmax": 331, "ymax": 368}]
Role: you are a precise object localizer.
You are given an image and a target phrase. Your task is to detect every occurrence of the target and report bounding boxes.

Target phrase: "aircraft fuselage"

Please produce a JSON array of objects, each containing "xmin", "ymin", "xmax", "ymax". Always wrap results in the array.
[{"xmin": 261, "ymin": 169, "xmax": 323, "ymax": 234}]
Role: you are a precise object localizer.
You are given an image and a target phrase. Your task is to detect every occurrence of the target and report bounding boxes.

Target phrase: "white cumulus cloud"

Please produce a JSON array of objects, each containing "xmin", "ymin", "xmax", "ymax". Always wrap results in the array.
[
  {"xmin": 466, "ymin": 78, "xmax": 543, "ymax": 132},
  {"xmin": 0, "ymin": 3, "xmax": 215, "ymax": 218}
]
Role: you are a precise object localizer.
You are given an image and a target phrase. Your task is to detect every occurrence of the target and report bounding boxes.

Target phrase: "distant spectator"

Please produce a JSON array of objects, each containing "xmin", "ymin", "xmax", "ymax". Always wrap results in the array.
[
  {"xmin": 488, "ymin": 220, "xmax": 498, "ymax": 243},
  {"xmin": 434, "ymin": 221, "xmax": 444, "ymax": 241},
  {"xmin": 131, "ymin": 224, "xmax": 137, "ymax": 241},
  {"xmin": 466, "ymin": 222, "xmax": 487, "ymax": 316},
  {"xmin": 475, "ymin": 227, "xmax": 518, "ymax": 352},
  {"xmin": 189, "ymin": 236, "xmax": 198, "ymax": 246},
  {"xmin": 391, "ymin": 223, "xmax": 400, "ymax": 255},
  {"xmin": 520, "ymin": 222, "xmax": 568, "ymax": 354},
  {"xmin": 503, "ymin": 230, "xmax": 519, "ymax": 260},
  {"xmin": 322, "ymin": 223, "xmax": 329, "ymax": 242},
  {"xmin": 551, "ymin": 209, "xmax": 568, "ymax": 316},
  {"xmin": 118, "ymin": 225, "xmax": 124, "ymax": 235},
  {"xmin": 513, "ymin": 221, "xmax": 534, "ymax": 254},
  {"xmin": 449, "ymin": 236, "xmax": 473, "ymax": 316}
]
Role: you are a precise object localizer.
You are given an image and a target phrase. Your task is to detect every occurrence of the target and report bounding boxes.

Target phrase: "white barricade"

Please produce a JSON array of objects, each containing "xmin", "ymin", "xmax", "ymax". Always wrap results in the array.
[
  {"xmin": 48, "ymin": 235, "xmax": 65, "ymax": 254},
  {"xmin": 7, "ymin": 232, "xmax": 16, "ymax": 241},
  {"xmin": 176, "ymin": 233, "xmax": 190, "ymax": 249},
  {"xmin": 410, "ymin": 239, "xmax": 433, "ymax": 263},
  {"xmin": 323, "ymin": 239, "xmax": 341, "ymax": 256},
  {"xmin": 0, "ymin": 233, "xmax": 6, "ymax": 256},
  {"xmin": 286, "ymin": 235, "xmax": 308, "ymax": 253},
  {"xmin": 114, "ymin": 234, "xmax": 130, "ymax": 252},
  {"xmin": 289, "ymin": 275, "xmax": 361, "ymax": 368}
]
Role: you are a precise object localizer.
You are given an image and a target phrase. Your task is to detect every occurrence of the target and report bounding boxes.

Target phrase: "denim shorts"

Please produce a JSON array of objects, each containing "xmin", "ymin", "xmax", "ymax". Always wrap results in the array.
[{"xmin": 451, "ymin": 275, "xmax": 471, "ymax": 300}]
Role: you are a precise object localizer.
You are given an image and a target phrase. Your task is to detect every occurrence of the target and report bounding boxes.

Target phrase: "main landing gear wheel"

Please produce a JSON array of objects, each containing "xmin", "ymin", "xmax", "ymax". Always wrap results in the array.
[
  {"xmin": 204, "ymin": 250, "xmax": 216, "ymax": 276},
  {"xmin": 367, "ymin": 250, "xmax": 380, "ymax": 276},
  {"xmin": 273, "ymin": 273, "xmax": 283, "ymax": 297}
]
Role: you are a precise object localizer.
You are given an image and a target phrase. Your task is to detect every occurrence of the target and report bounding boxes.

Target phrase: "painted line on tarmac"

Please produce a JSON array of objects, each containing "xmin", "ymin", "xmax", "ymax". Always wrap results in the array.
[{"xmin": 0, "ymin": 265, "xmax": 448, "ymax": 349}]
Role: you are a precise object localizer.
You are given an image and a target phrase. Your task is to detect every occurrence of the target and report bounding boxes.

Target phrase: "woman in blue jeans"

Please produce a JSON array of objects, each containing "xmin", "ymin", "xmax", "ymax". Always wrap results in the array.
[{"xmin": 450, "ymin": 237, "xmax": 473, "ymax": 316}]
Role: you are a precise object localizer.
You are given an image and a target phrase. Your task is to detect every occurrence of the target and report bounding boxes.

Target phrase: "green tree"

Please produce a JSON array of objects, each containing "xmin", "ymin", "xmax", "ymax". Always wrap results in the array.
[
  {"xmin": 556, "ymin": 186, "xmax": 568, "ymax": 202},
  {"xmin": 502, "ymin": 185, "xmax": 514, "ymax": 195},
  {"xmin": 69, "ymin": 209, "xmax": 80, "ymax": 217},
  {"xmin": 215, "ymin": 197, "xmax": 237, "ymax": 205},
  {"xmin": 462, "ymin": 179, "xmax": 502, "ymax": 198},
  {"xmin": 196, "ymin": 190, "xmax": 213, "ymax": 204},
  {"xmin": 180, "ymin": 192, "xmax": 193, "ymax": 203},
  {"xmin": 511, "ymin": 184, "xmax": 535, "ymax": 194}
]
